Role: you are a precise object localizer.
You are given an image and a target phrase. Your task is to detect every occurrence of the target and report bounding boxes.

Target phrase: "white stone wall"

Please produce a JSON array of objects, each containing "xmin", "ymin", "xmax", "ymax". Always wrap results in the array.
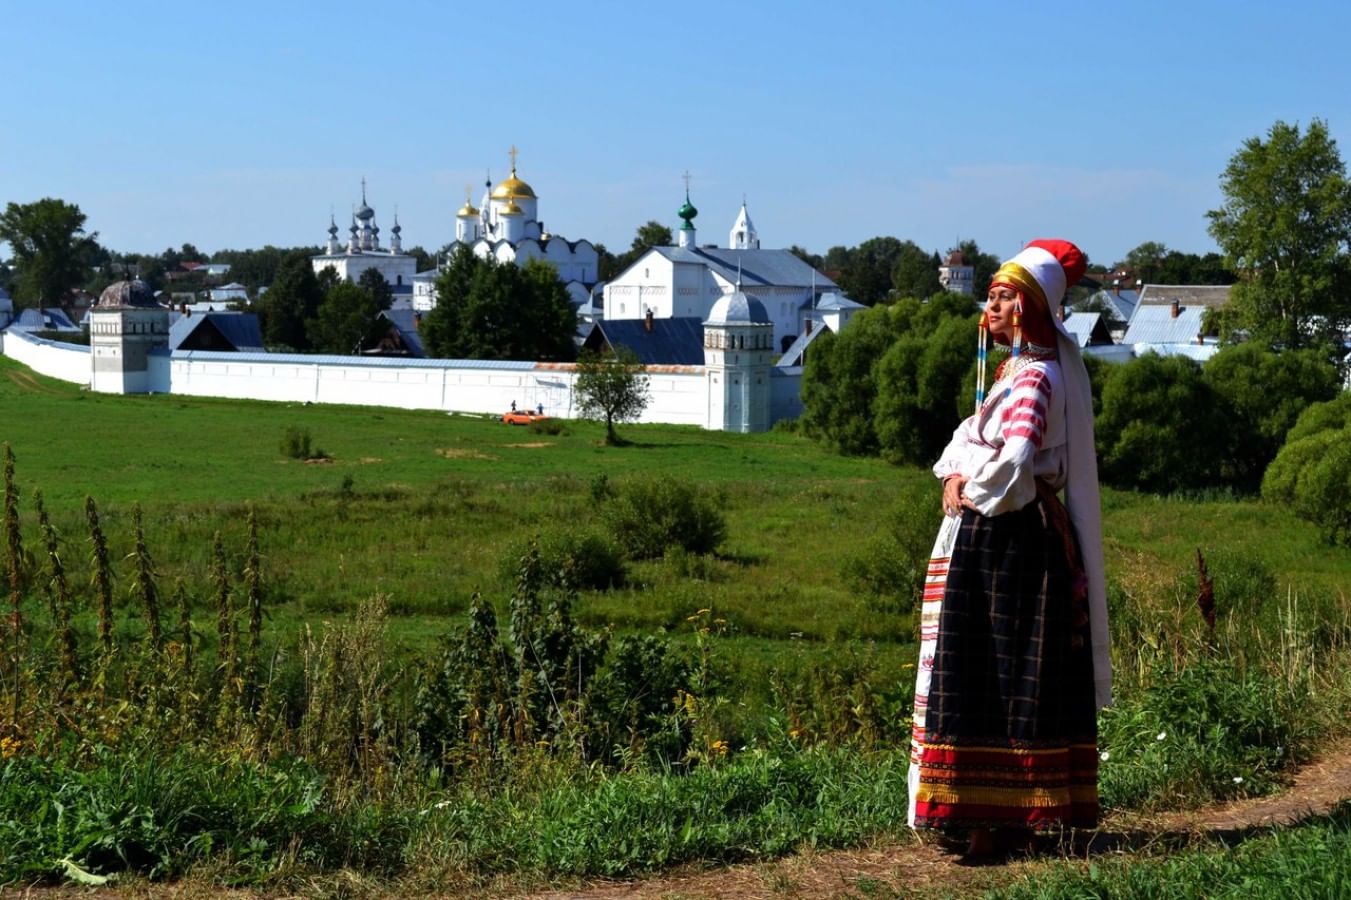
[{"xmin": 0, "ymin": 330, "xmax": 90, "ymax": 384}]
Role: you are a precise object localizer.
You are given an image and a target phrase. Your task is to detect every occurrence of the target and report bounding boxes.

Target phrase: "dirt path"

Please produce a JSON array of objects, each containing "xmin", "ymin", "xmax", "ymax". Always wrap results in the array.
[
  {"xmin": 528, "ymin": 739, "xmax": 1351, "ymax": 900},
  {"xmin": 5, "ymin": 368, "xmax": 67, "ymax": 397}
]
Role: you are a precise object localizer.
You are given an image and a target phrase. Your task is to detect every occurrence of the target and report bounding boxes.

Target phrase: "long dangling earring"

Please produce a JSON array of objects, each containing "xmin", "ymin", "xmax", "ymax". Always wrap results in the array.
[
  {"xmin": 1011, "ymin": 299, "xmax": 1023, "ymax": 363},
  {"xmin": 975, "ymin": 310, "xmax": 988, "ymax": 415}
]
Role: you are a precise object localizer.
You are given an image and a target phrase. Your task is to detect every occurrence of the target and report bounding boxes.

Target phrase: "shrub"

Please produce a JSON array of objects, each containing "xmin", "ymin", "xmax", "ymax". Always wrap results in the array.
[
  {"xmin": 1285, "ymin": 390, "xmax": 1351, "ymax": 444},
  {"xmin": 603, "ymin": 479, "xmax": 726, "ymax": 559},
  {"xmin": 1264, "ymin": 427, "xmax": 1351, "ymax": 544},
  {"xmin": 529, "ymin": 418, "xmax": 567, "ymax": 436},
  {"xmin": 1204, "ymin": 344, "xmax": 1340, "ymax": 486},
  {"xmin": 280, "ymin": 426, "xmax": 327, "ymax": 461},
  {"xmin": 503, "ymin": 527, "xmax": 625, "ymax": 591},
  {"xmin": 840, "ymin": 484, "xmax": 937, "ymax": 615},
  {"xmin": 1262, "ymin": 430, "xmax": 1342, "ymax": 506},
  {"xmin": 1096, "ymin": 353, "xmax": 1234, "ymax": 493}
]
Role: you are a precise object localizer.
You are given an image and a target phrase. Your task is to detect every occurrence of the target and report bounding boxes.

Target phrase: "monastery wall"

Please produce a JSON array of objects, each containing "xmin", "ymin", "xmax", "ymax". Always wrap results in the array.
[
  {"xmin": 0, "ymin": 330, "xmax": 91, "ymax": 384},
  {"xmin": 2, "ymin": 332, "xmax": 797, "ymax": 430}
]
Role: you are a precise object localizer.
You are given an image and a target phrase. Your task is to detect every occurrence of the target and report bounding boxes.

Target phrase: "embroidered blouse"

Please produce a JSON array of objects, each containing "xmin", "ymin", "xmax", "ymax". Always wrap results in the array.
[{"xmin": 932, "ymin": 358, "xmax": 1068, "ymax": 516}]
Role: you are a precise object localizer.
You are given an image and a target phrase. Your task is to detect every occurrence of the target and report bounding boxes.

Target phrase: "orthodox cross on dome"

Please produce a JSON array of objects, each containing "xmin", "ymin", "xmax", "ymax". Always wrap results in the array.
[
  {"xmin": 682, "ymin": 170, "xmax": 692, "ymax": 193},
  {"xmin": 362, "ymin": 176, "xmax": 368, "ymax": 204},
  {"xmin": 508, "ymin": 144, "xmax": 519, "ymax": 172}
]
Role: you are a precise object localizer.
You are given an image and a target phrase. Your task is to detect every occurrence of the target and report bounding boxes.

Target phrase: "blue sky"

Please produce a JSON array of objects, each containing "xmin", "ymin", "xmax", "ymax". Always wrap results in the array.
[{"xmin": 4, "ymin": 1, "xmax": 1350, "ymax": 267}]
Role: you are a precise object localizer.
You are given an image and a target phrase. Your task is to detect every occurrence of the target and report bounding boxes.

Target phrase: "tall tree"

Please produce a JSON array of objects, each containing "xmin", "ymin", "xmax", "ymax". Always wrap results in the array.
[
  {"xmin": 357, "ymin": 267, "xmax": 394, "ymax": 310},
  {"xmin": 574, "ymin": 347, "xmax": 650, "ymax": 444},
  {"xmin": 310, "ymin": 281, "xmax": 381, "ymax": 355},
  {"xmin": 261, "ymin": 253, "xmax": 323, "ymax": 350},
  {"xmin": 0, "ymin": 198, "xmax": 101, "ymax": 309},
  {"xmin": 838, "ymin": 236, "xmax": 905, "ymax": 305},
  {"xmin": 890, "ymin": 242, "xmax": 943, "ymax": 300},
  {"xmin": 422, "ymin": 251, "xmax": 576, "ymax": 361},
  {"xmin": 1207, "ymin": 119, "xmax": 1351, "ymax": 348}
]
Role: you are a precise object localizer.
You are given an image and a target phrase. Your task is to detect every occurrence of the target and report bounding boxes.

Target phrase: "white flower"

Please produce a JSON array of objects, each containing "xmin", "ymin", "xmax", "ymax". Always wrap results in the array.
[
  {"xmin": 1099, "ymin": 751, "xmax": 1111, "ymax": 762},
  {"xmin": 1156, "ymin": 731, "xmax": 1167, "ymax": 741},
  {"xmin": 1233, "ymin": 776, "xmax": 1244, "ymax": 784},
  {"xmin": 1276, "ymin": 745, "xmax": 1285, "ymax": 756}
]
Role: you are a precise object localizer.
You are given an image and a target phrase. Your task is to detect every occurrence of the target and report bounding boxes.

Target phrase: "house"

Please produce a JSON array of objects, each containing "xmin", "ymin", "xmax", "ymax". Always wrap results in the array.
[
  {"xmin": 364, "ymin": 309, "xmax": 425, "ymax": 358},
  {"xmin": 209, "ymin": 282, "xmax": 249, "ymax": 303},
  {"xmin": 1121, "ymin": 299, "xmax": 1218, "ymax": 360},
  {"xmin": 580, "ymin": 314, "xmax": 706, "ymax": 366},
  {"xmin": 1060, "ymin": 311, "xmax": 1115, "ymax": 348},
  {"xmin": 169, "ymin": 311, "xmax": 264, "ymax": 353},
  {"xmin": 10, "ymin": 307, "xmax": 81, "ymax": 333}
]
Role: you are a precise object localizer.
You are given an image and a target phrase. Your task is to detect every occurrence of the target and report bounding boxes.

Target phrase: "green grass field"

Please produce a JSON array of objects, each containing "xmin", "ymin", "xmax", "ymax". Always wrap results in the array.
[{"xmin": 3, "ymin": 353, "xmax": 1350, "ymax": 890}]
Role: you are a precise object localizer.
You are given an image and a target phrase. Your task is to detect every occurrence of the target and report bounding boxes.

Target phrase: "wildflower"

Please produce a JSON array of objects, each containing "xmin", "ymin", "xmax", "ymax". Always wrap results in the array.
[
  {"xmin": 1276, "ymin": 745, "xmax": 1285, "ymax": 756},
  {"xmin": 697, "ymin": 608, "xmax": 711, "ymax": 616},
  {"xmin": 901, "ymin": 663, "xmax": 915, "ymax": 670},
  {"xmin": 1233, "ymin": 776, "xmax": 1244, "ymax": 784},
  {"xmin": 1099, "ymin": 751, "xmax": 1110, "ymax": 762},
  {"xmin": 1156, "ymin": 731, "xmax": 1167, "ymax": 741},
  {"xmin": 711, "ymin": 739, "xmax": 729, "ymax": 756},
  {"xmin": 788, "ymin": 728, "xmax": 801, "ymax": 739},
  {"xmin": 0, "ymin": 736, "xmax": 19, "ymax": 759}
]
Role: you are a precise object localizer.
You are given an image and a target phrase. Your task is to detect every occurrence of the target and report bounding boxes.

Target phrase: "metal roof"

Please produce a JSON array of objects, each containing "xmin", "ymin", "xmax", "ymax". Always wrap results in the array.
[
  {"xmin": 169, "ymin": 349, "xmax": 539, "ymax": 369},
  {"xmin": 650, "ymin": 246, "xmax": 836, "ymax": 289},
  {"xmin": 1122, "ymin": 304, "xmax": 1209, "ymax": 345},
  {"xmin": 812, "ymin": 291, "xmax": 865, "ymax": 311},
  {"xmin": 777, "ymin": 323, "xmax": 831, "ymax": 366},
  {"xmin": 1082, "ymin": 289, "xmax": 1138, "ymax": 324},
  {"xmin": 170, "ymin": 312, "xmax": 264, "ymax": 353},
  {"xmin": 586, "ymin": 317, "xmax": 706, "ymax": 365},
  {"xmin": 1136, "ymin": 284, "xmax": 1231, "ymax": 309},
  {"xmin": 12, "ymin": 307, "xmax": 80, "ymax": 331},
  {"xmin": 378, "ymin": 309, "xmax": 426, "ymax": 357},
  {"xmin": 1060, "ymin": 311, "xmax": 1113, "ymax": 348}
]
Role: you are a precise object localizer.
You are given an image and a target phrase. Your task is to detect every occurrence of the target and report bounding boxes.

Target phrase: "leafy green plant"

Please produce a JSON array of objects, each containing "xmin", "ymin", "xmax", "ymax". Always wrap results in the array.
[{"xmin": 603, "ymin": 479, "xmax": 726, "ymax": 559}]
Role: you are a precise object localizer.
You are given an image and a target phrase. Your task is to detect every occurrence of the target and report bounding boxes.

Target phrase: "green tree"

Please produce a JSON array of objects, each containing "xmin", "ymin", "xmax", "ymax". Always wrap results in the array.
[
  {"xmin": 837, "ymin": 236, "xmax": 905, "ymax": 305},
  {"xmin": 574, "ymin": 346, "xmax": 650, "ymax": 444},
  {"xmin": 605, "ymin": 221, "xmax": 675, "ymax": 279},
  {"xmin": 890, "ymin": 242, "xmax": 943, "ymax": 300},
  {"xmin": 787, "ymin": 245, "xmax": 824, "ymax": 269},
  {"xmin": 357, "ymin": 267, "xmax": 394, "ymax": 310},
  {"xmin": 1207, "ymin": 119, "xmax": 1351, "ymax": 348},
  {"xmin": 423, "ymin": 252, "xmax": 576, "ymax": 361},
  {"xmin": 1118, "ymin": 241, "xmax": 1171, "ymax": 285},
  {"xmin": 954, "ymin": 239, "xmax": 1001, "ymax": 299},
  {"xmin": 310, "ymin": 281, "xmax": 381, "ymax": 355},
  {"xmin": 1095, "ymin": 354, "xmax": 1233, "ymax": 493},
  {"xmin": 1203, "ymin": 344, "xmax": 1340, "ymax": 487},
  {"xmin": 0, "ymin": 198, "xmax": 101, "ymax": 308},
  {"xmin": 261, "ymin": 253, "xmax": 323, "ymax": 350}
]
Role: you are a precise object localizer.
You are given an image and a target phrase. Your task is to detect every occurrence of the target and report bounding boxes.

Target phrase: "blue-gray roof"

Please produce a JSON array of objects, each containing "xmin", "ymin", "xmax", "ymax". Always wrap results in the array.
[
  {"xmin": 1060, "ymin": 311, "xmax": 1113, "ymax": 348},
  {"xmin": 587, "ymin": 317, "xmax": 705, "ymax": 366},
  {"xmin": 378, "ymin": 309, "xmax": 426, "ymax": 357},
  {"xmin": 706, "ymin": 290, "xmax": 771, "ymax": 325},
  {"xmin": 812, "ymin": 291, "xmax": 865, "ymax": 312},
  {"xmin": 165, "ymin": 349, "xmax": 540, "ymax": 369},
  {"xmin": 777, "ymin": 322, "xmax": 832, "ymax": 366},
  {"xmin": 650, "ymin": 246, "xmax": 836, "ymax": 289},
  {"xmin": 12, "ymin": 307, "xmax": 80, "ymax": 331},
  {"xmin": 1122, "ymin": 304, "xmax": 1209, "ymax": 345},
  {"xmin": 170, "ymin": 312, "xmax": 265, "ymax": 352}
]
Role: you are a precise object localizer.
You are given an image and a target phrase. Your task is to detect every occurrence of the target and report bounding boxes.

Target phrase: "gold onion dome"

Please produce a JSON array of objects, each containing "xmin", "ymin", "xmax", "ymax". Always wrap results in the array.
[
  {"xmin": 491, "ymin": 167, "xmax": 537, "ymax": 200},
  {"xmin": 457, "ymin": 200, "xmax": 479, "ymax": 217},
  {"xmin": 500, "ymin": 200, "xmax": 524, "ymax": 215}
]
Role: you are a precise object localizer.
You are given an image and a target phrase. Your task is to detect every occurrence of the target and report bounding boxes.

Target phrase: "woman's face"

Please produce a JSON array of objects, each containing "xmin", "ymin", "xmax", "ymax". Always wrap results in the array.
[{"xmin": 985, "ymin": 286, "xmax": 1020, "ymax": 342}]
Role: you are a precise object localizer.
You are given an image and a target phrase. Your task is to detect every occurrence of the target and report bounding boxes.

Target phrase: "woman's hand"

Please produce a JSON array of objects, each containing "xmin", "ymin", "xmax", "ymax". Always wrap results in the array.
[{"xmin": 943, "ymin": 475, "xmax": 968, "ymax": 517}]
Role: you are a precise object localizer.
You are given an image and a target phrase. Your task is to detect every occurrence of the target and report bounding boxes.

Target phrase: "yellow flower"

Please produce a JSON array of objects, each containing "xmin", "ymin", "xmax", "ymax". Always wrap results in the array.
[
  {"xmin": 788, "ymin": 728, "xmax": 801, "ymax": 739},
  {"xmin": 0, "ymin": 736, "xmax": 20, "ymax": 759},
  {"xmin": 710, "ymin": 739, "xmax": 729, "ymax": 755}
]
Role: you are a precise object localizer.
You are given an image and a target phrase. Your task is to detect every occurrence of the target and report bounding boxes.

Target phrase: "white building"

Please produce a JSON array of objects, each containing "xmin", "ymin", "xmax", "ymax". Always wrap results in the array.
[
  {"xmin": 938, "ymin": 250, "xmax": 975, "ymax": 295},
  {"xmin": 703, "ymin": 284, "xmax": 775, "ymax": 432},
  {"xmin": 311, "ymin": 182, "xmax": 417, "ymax": 290},
  {"xmin": 602, "ymin": 191, "xmax": 847, "ymax": 354},
  {"xmin": 89, "ymin": 280, "xmax": 170, "ymax": 394},
  {"xmin": 428, "ymin": 149, "xmax": 598, "ymax": 309}
]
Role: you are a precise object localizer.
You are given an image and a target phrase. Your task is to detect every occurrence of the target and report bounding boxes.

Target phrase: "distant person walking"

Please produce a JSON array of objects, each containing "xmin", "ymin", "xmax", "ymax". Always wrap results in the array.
[{"xmin": 906, "ymin": 240, "xmax": 1110, "ymax": 859}]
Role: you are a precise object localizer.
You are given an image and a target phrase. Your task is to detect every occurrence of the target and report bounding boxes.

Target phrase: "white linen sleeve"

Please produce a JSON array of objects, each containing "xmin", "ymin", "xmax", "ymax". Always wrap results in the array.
[
  {"xmin": 962, "ymin": 367, "xmax": 1053, "ymax": 516},
  {"xmin": 931, "ymin": 421, "xmax": 974, "ymax": 481}
]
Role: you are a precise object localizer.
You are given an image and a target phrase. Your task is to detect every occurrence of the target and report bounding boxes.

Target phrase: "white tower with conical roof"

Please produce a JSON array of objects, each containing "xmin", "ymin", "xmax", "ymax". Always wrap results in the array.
[{"xmin": 729, "ymin": 199, "xmax": 759, "ymax": 250}]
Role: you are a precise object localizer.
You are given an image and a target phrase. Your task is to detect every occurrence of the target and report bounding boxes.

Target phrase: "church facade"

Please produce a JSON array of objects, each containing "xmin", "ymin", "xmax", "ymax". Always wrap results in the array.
[
  {"xmin": 310, "ymin": 183, "xmax": 418, "ymax": 290},
  {"xmin": 601, "ymin": 193, "xmax": 846, "ymax": 353}
]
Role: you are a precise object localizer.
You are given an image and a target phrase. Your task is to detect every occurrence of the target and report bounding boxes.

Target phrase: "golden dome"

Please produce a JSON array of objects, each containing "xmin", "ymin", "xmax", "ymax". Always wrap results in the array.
[
  {"xmin": 491, "ymin": 167, "xmax": 537, "ymax": 200},
  {"xmin": 457, "ymin": 201, "xmax": 479, "ymax": 217},
  {"xmin": 499, "ymin": 200, "xmax": 524, "ymax": 216}
]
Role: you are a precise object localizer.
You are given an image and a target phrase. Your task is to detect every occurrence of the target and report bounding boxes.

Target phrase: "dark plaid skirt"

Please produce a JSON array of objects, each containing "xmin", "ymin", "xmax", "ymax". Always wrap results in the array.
[{"xmin": 913, "ymin": 495, "xmax": 1099, "ymax": 831}]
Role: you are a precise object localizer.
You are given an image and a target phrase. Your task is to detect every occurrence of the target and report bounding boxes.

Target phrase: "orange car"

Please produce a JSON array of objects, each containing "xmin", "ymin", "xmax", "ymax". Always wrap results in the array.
[{"xmin": 502, "ymin": 411, "xmax": 548, "ymax": 425}]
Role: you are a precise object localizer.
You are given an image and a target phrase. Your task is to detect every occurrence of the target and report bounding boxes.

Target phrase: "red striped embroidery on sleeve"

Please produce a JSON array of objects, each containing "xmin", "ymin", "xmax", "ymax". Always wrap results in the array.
[{"xmin": 999, "ymin": 368, "xmax": 1052, "ymax": 447}]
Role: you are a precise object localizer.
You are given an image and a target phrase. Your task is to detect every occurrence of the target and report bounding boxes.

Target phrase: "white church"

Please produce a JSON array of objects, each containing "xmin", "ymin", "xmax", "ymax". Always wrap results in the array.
[
  {"xmin": 601, "ymin": 191, "xmax": 859, "ymax": 354},
  {"xmin": 413, "ymin": 148, "xmax": 599, "ymax": 310},
  {"xmin": 310, "ymin": 181, "xmax": 418, "ymax": 290}
]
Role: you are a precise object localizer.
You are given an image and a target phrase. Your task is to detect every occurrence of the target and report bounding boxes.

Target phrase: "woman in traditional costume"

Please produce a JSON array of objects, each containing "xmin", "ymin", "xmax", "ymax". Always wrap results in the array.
[{"xmin": 906, "ymin": 239, "xmax": 1111, "ymax": 857}]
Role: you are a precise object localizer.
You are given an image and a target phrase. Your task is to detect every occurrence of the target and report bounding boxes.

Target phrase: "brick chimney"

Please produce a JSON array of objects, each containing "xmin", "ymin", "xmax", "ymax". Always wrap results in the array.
[
  {"xmin": 644, "ymin": 308, "xmax": 654, "ymax": 333},
  {"xmin": 413, "ymin": 312, "xmax": 422, "ymax": 330},
  {"xmin": 804, "ymin": 319, "xmax": 813, "ymax": 335},
  {"xmin": 1170, "ymin": 299, "xmax": 1180, "ymax": 319}
]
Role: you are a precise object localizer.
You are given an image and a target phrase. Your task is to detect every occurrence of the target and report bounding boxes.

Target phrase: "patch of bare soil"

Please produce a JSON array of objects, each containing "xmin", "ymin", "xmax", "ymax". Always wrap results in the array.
[
  {"xmin": 6, "ymin": 369, "xmax": 66, "ymax": 396},
  {"xmin": 436, "ymin": 447, "xmax": 498, "ymax": 461},
  {"xmin": 504, "ymin": 442, "xmax": 551, "ymax": 449}
]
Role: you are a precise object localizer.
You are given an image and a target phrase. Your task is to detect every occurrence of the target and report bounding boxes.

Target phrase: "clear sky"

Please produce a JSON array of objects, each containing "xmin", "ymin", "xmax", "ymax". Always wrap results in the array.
[{"xmin": 4, "ymin": 0, "xmax": 1350, "ymax": 267}]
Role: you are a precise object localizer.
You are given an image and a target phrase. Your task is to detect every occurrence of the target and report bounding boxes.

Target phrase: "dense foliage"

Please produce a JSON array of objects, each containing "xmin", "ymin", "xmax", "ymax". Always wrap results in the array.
[
  {"xmin": 1263, "ymin": 393, "xmax": 1351, "ymax": 544},
  {"xmin": 574, "ymin": 346, "xmax": 650, "ymax": 444},
  {"xmin": 0, "ymin": 198, "xmax": 100, "ymax": 307},
  {"xmin": 800, "ymin": 294, "xmax": 978, "ymax": 462},
  {"xmin": 419, "ymin": 248, "xmax": 576, "ymax": 361},
  {"xmin": 1207, "ymin": 118, "xmax": 1351, "ymax": 348}
]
